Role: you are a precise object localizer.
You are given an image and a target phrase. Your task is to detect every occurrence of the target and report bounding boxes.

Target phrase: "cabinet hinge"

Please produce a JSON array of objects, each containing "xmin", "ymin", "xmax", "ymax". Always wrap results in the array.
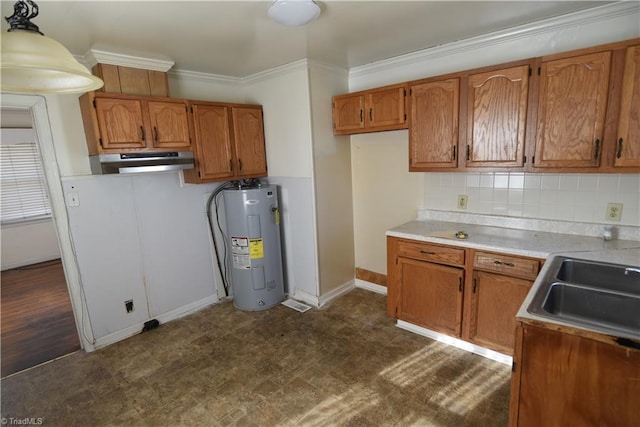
[
  {"xmin": 528, "ymin": 68, "xmax": 532, "ymax": 76},
  {"xmin": 409, "ymin": 88, "xmax": 412, "ymax": 96},
  {"xmin": 92, "ymin": 99, "xmax": 97, "ymax": 109},
  {"xmin": 190, "ymin": 106, "xmax": 194, "ymax": 113},
  {"xmin": 403, "ymin": 88, "xmax": 407, "ymax": 96},
  {"xmin": 537, "ymin": 67, "xmax": 541, "ymax": 75}
]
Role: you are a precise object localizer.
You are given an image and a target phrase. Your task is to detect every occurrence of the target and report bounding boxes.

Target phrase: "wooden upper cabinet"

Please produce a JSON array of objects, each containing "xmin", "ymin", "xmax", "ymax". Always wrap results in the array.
[
  {"xmin": 185, "ymin": 102, "xmax": 267, "ymax": 184},
  {"xmin": 333, "ymin": 95, "xmax": 365, "ymax": 134},
  {"xmin": 94, "ymin": 97, "xmax": 147, "ymax": 150},
  {"xmin": 187, "ymin": 103, "xmax": 233, "ymax": 182},
  {"xmin": 409, "ymin": 78, "xmax": 459, "ymax": 170},
  {"xmin": 365, "ymin": 85, "xmax": 407, "ymax": 128},
  {"xmin": 147, "ymin": 100, "xmax": 191, "ymax": 149},
  {"xmin": 614, "ymin": 44, "xmax": 640, "ymax": 168},
  {"xmin": 232, "ymin": 106, "xmax": 268, "ymax": 178},
  {"xmin": 533, "ymin": 51, "xmax": 612, "ymax": 168},
  {"xmin": 80, "ymin": 93, "xmax": 193, "ymax": 154},
  {"xmin": 332, "ymin": 83, "xmax": 407, "ymax": 135},
  {"xmin": 466, "ymin": 65, "xmax": 530, "ymax": 168},
  {"xmin": 92, "ymin": 64, "xmax": 169, "ymax": 97}
]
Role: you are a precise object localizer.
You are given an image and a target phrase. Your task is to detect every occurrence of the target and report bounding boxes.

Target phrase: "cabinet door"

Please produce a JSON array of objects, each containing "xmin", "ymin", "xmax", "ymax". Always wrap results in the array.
[
  {"xmin": 231, "ymin": 106, "xmax": 268, "ymax": 178},
  {"xmin": 467, "ymin": 65, "xmax": 529, "ymax": 168},
  {"xmin": 513, "ymin": 325, "xmax": 640, "ymax": 427},
  {"xmin": 409, "ymin": 79, "xmax": 459, "ymax": 170},
  {"xmin": 94, "ymin": 98, "xmax": 146, "ymax": 150},
  {"xmin": 191, "ymin": 104, "xmax": 234, "ymax": 181},
  {"xmin": 147, "ymin": 100, "xmax": 191, "ymax": 149},
  {"xmin": 467, "ymin": 271, "xmax": 532, "ymax": 354},
  {"xmin": 614, "ymin": 45, "xmax": 640, "ymax": 168},
  {"xmin": 333, "ymin": 95, "xmax": 365, "ymax": 134},
  {"xmin": 534, "ymin": 51, "xmax": 611, "ymax": 168},
  {"xmin": 398, "ymin": 257, "xmax": 464, "ymax": 336},
  {"xmin": 365, "ymin": 86, "xmax": 406, "ymax": 129}
]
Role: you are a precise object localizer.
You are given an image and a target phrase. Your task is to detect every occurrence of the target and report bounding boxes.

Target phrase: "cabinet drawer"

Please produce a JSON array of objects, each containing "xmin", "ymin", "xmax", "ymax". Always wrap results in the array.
[
  {"xmin": 473, "ymin": 251, "xmax": 540, "ymax": 280},
  {"xmin": 397, "ymin": 240, "xmax": 465, "ymax": 266}
]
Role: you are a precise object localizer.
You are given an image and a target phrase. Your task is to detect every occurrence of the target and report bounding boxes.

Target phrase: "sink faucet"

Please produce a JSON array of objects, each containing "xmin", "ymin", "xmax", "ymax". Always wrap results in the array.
[{"xmin": 624, "ymin": 267, "xmax": 640, "ymax": 276}]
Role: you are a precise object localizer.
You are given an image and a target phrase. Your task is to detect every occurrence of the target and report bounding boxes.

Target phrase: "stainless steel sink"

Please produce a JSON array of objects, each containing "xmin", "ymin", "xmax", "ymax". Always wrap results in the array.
[
  {"xmin": 528, "ymin": 257, "xmax": 640, "ymax": 339},
  {"xmin": 555, "ymin": 259, "xmax": 640, "ymax": 294}
]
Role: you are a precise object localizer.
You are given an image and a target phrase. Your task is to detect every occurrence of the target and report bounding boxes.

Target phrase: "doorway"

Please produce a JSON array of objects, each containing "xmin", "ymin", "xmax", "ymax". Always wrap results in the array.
[{"xmin": 1, "ymin": 104, "xmax": 82, "ymax": 377}]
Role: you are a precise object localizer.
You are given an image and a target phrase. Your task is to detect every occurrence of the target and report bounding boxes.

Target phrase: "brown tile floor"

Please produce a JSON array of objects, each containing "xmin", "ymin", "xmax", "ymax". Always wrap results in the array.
[{"xmin": 0, "ymin": 289, "xmax": 511, "ymax": 426}]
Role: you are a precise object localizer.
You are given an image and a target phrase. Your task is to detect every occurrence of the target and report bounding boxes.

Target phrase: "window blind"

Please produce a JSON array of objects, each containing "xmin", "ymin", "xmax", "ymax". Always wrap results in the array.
[{"xmin": 0, "ymin": 137, "xmax": 52, "ymax": 224}]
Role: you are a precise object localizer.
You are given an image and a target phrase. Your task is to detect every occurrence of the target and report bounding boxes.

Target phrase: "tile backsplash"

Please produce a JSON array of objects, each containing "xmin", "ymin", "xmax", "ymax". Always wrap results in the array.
[{"xmin": 423, "ymin": 173, "xmax": 640, "ymax": 227}]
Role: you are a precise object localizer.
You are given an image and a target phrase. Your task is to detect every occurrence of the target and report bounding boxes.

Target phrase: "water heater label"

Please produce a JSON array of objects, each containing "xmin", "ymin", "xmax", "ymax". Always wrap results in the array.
[
  {"xmin": 249, "ymin": 238, "xmax": 264, "ymax": 259},
  {"xmin": 231, "ymin": 236, "xmax": 251, "ymax": 269}
]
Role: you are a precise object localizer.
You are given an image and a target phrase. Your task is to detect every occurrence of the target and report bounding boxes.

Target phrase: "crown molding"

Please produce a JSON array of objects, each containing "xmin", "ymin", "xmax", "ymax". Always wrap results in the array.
[
  {"xmin": 167, "ymin": 69, "xmax": 244, "ymax": 86},
  {"xmin": 242, "ymin": 59, "xmax": 310, "ymax": 84},
  {"xmin": 349, "ymin": 1, "xmax": 640, "ymax": 80},
  {"xmin": 84, "ymin": 49, "xmax": 175, "ymax": 72}
]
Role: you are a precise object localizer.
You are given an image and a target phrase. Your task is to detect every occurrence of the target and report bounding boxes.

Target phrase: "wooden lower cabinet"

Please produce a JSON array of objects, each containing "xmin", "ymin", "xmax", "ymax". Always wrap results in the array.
[
  {"xmin": 388, "ymin": 237, "xmax": 540, "ymax": 356},
  {"xmin": 466, "ymin": 271, "xmax": 532, "ymax": 354},
  {"xmin": 398, "ymin": 257, "xmax": 464, "ymax": 336},
  {"xmin": 510, "ymin": 324, "xmax": 640, "ymax": 427}
]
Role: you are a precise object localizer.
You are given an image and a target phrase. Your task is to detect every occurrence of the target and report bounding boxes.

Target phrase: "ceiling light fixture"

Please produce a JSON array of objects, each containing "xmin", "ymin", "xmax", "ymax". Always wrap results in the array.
[
  {"xmin": 268, "ymin": 0, "xmax": 321, "ymax": 26},
  {"xmin": 1, "ymin": 0, "xmax": 103, "ymax": 94}
]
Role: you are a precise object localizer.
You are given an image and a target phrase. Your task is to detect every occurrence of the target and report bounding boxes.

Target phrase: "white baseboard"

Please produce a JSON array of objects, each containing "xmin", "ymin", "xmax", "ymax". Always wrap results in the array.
[
  {"xmin": 1, "ymin": 255, "xmax": 60, "ymax": 271},
  {"xmin": 396, "ymin": 320, "xmax": 513, "ymax": 366},
  {"xmin": 318, "ymin": 279, "xmax": 355, "ymax": 306},
  {"xmin": 292, "ymin": 279, "xmax": 356, "ymax": 308},
  {"xmin": 91, "ymin": 294, "xmax": 219, "ymax": 350},
  {"xmin": 291, "ymin": 289, "xmax": 320, "ymax": 307},
  {"xmin": 354, "ymin": 279, "xmax": 387, "ymax": 295}
]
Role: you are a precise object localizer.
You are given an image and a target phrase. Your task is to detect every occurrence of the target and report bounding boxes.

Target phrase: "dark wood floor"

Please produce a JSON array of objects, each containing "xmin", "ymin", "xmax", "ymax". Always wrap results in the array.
[{"xmin": 1, "ymin": 259, "xmax": 80, "ymax": 377}]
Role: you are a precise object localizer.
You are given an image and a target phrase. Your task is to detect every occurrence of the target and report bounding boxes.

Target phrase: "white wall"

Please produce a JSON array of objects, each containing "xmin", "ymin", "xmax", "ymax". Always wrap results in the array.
[
  {"xmin": 63, "ymin": 174, "xmax": 221, "ymax": 344},
  {"xmin": 308, "ymin": 62, "xmax": 356, "ymax": 295},
  {"xmin": 1, "ymin": 220, "xmax": 61, "ymax": 270},
  {"xmin": 351, "ymin": 130, "xmax": 423, "ymax": 274},
  {"xmin": 242, "ymin": 62, "xmax": 320, "ymax": 301},
  {"xmin": 349, "ymin": 5, "xmax": 640, "ymax": 275}
]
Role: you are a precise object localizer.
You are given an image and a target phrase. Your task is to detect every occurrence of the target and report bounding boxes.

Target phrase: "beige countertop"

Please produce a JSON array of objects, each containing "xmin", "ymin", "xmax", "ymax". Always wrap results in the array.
[{"xmin": 386, "ymin": 220, "xmax": 640, "ymax": 259}]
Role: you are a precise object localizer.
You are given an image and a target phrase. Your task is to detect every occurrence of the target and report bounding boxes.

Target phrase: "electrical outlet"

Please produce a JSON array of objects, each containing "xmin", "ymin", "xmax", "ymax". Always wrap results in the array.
[
  {"xmin": 125, "ymin": 300, "xmax": 134, "ymax": 313},
  {"xmin": 606, "ymin": 203, "xmax": 623, "ymax": 222},
  {"xmin": 457, "ymin": 195, "xmax": 468, "ymax": 210}
]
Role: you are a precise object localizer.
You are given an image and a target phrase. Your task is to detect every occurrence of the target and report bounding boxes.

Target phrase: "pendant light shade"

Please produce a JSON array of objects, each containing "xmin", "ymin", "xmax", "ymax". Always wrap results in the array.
[
  {"xmin": 268, "ymin": 0, "xmax": 321, "ymax": 26},
  {"xmin": 1, "ymin": 0, "xmax": 103, "ymax": 94}
]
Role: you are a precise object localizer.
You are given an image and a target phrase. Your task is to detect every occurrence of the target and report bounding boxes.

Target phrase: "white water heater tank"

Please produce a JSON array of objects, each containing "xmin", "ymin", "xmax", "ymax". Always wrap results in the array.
[{"xmin": 223, "ymin": 184, "xmax": 284, "ymax": 311}]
